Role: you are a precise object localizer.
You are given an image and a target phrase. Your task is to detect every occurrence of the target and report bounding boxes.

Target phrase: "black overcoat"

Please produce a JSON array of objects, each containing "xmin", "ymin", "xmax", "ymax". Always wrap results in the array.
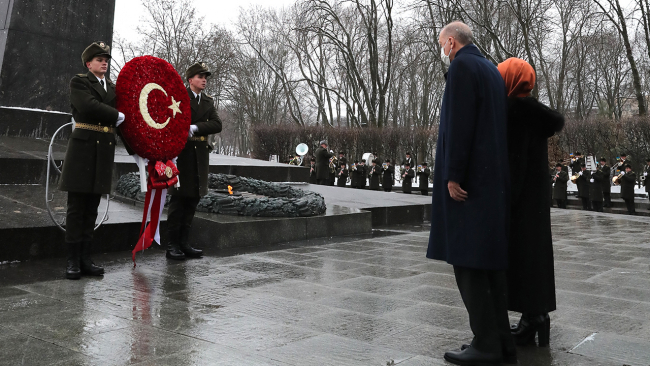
[
  {"xmin": 620, "ymin": 172, "xmax": 636, "ymax": 199},
  {"xmin": 576, "ymin": 171, "xmax": 590, "ymax": 199},
  {"xmin": 309, "ymin": 164, "xmax": 317, "ymax": 184},
  {"xmin": 337, "ymin": 167, "xmax": 348, "ymax": 187},
  {"xmin": 401, "ymin": 168, "xmax": 415, "ymax": 193},
  {"xmin": 59, "ymin": 72, "xmax": 120, "ymax": 195},
  {"xmin": 505, "ymin": 96, "xmax": 564, "ymax": 314},
  {"xmin": 601, "ymin": 165, "xmax": 611, "ymax": 193},
  {"xmin": 382, "ymin": 166, "xmax": 394, "ymax": 189},
  {"xmin": 350, "ymin": 166, "xmax": 358, "ymax": 187},
  {"xmin": 552, "ymin": 170, "xmax": 568, "ymax": 200},
  {"xmin": 643, "ymin": 166, "xmax": 649, "ymax": 193},
  {"xmin": 417, "ymin": 168, "xmax": 430, "ymax": 190},
  {"xmin": 170, "ymin": 88, "xmax": 222, "ymax": 197},
  {"xmin": 369, "ymin": 165, "xmax": 381, "ymax": 190},
  {"xmin": 314, "ymin": 147, "xmax": 332, "ymax": 181},
  {"xmin": 589, "ymin": 170, "xmax": 604, "ymax": 202},
  {"xmin": 426, "ymin": 44, "xmax": 510, "ymax": 270},
  {"xmin": 356, "ymin": 165, "xmax": 367, "ymax": 188}
]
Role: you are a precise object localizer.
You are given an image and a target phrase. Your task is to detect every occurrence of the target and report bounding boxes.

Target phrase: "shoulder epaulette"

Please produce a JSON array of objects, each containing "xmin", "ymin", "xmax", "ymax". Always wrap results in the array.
[
  {"xmin": 76, "ymin": 73, "xmax": 88, "ymax": 78},
  {"xmin": 202, "ymin": 93, "xmax": 214, "ymax": 100}
]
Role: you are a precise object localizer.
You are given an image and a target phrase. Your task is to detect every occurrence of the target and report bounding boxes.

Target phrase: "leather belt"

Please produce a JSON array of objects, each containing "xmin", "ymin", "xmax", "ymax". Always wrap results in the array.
[
  {"xmin": 75, "ymin": 122, "xmax": 115, "ymax": 134},
  {"xmin": 188, "ymin": 136, "xmax": 207, "ymax": 142}
]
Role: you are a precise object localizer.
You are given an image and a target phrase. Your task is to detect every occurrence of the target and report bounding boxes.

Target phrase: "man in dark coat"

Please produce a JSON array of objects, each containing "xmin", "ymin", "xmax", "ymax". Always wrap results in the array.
[
  {"xmin": 643, "ymin": 159, "xmax": 650, "ymax": 206},
  {"xmin": 382, "ymin": 159, "xmax": 395, "ymax": 192},
  {"xmin": 590, "ymin": 167, "xmax": 605, "ymax": 212},
  {"xmin": 417, "ymin": 162, "xmax": 431, "ymax": 195},
  {"xmin": 402, "ymin": 152, "xmax": 415, "ymax": 170},
  {"xmin": 599, "ymin": 158, "xmax": 612, "ymax": 207},
  {"xmin": 552, "ymin": 163, "xmax": 568, "ymax": 208},
  {"xmin": 338, "ymin": 151, "xmax": 347, "ymax": 166},
  {"xmin": 308, "ymin": 157, "xmax": 317, "ymax": 184},
  {"xmin": 570, "ymin": 152, "xmax": 584, "ymax": 175},
  {"xmin": 368, "ymin": 160, "xmax": 381, "ymax": 190},
  {"xmin": 350, "ymin": 161, "xmax": 359, "ymax": 188},
  {"xmin": 401, "ymin": 163, "xmax": 415, "ymax": 194},
  {"xmin": 167, "ymin": 62, "xmax": 222, "ymax": 260},
  {"xmin": 336, "ymin": 162, "xmax": 348, "ymax": 187},
  {"xmin": 618, "ymin": 153, "xmax": 631, "ymax": 174},
  {"xmin": 356, "ymin": 159, "xmax": 367, "ymax": 189},
  {"xmin": 314, "ymin": 140, "xmax": 332, "ymax": 185},
  {"xmin": 59, "ymin": 41, "xmax": 124, "ymax": 279},
  {"xmin": 426, "ymin": 22, "xmax": 515, "ymax": 365},
  {"xmin": 576, "ymin": 165, "xmax": 591, "ymax": 210},
  {"xmin": 619, "ymin": 164, "xmax": 636, "ymax": 214}
]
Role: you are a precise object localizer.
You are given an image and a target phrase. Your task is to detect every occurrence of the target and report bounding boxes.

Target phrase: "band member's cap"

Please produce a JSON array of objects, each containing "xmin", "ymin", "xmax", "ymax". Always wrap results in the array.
[
  {"xmin": 372, "ymin": 159, "xmax": 378, "ymax": 164},
  {"xmin": 339, "ymin": 151, "xmax": 345, "ymax": 155},
  {"xmin": 185, "ymin": 62, "xmax": 212, "ymax": 80},
  {"xmin": 555, "ymin": 163, "xmax": 563, "ymax": 167},
  {"xmin": 646, "ymin": 158, "xmax": 650, "ymax": 162},
  {"xmin": 310, "ymin": 157, "xmax": 316, "ymax": 162},
  {"xmin": 385, "ymin": 159, "xmax": 391, "ymax": 163},
  {"xmin": 406, "ymin": 152, "xmax": 411, "ymax": 155},
  {"xmin": 81, "ymin": 41, "xmax": 111, "ymax": 66},
  {"xmin": 600, "ymin": 157, "xmax": 607, "ymax": 162},
  {"xmin": 621, "ymin": 153, "xmax": 627, "ymax": 157},
  {"xmin": 361, "ymin": 159, "xmax": 366, "ymax": 163},
  {"xmin": 319, "ymin": 140, "xmax": 328, "ymax": 146},
  {"xmin": 575, "ymin": 152, "xmax": 581, "ymax": 155},
  {"xmin": 340, "ymin": 161, "xmax": 346, "ymax": 165},
  {"xmin": 405, "ymin": 162, "xmax": 411, "ymax": 166},
  {"xmin": 422, "ymin": 162, "xmax": 428, "ymax": 166},
  {"xmin": 624, "ymin": 164, "xmax": 632, "ymax": 169}
]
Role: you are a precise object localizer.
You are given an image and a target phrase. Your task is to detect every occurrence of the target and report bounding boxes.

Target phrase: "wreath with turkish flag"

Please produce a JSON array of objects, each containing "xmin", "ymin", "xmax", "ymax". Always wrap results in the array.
[
  {"xmin": 116, "ymin": 56, "xmax": 190, "ymax": 265},
  {"xmin": 116, "ymin": 55, "xmax": 190, "ymax": 161}
]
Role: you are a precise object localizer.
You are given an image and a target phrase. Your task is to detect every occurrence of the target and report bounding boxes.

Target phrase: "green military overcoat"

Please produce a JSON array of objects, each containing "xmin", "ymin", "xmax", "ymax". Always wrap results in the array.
[
  {"xmin": 59, "ymin": 72, "xmax": 119, "ymax": 195},
  {"xmin": 170, "ymin": 88, "xmax": 222, "ymax": 197}
]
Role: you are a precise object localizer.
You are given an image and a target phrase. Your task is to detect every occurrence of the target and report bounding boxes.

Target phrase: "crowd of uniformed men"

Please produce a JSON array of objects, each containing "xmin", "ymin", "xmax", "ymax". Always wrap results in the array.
[
  {"xmin": 551, "ymin": 152, "xmax": 650, "ymax": 215},
  {"xmin": 295, "ymin": 140, "xmax": 432, "ymax": 195}
]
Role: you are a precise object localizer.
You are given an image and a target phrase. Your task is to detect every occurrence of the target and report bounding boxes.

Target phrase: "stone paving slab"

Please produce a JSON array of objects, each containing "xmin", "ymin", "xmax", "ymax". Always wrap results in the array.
[{"xmin": 0, "ymin": 209, "xmax": 649, "ymax": 365}]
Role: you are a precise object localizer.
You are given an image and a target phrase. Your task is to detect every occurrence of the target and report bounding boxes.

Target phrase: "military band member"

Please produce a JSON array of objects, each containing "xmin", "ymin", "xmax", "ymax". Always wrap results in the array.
[
  {"xmin": 166, "ymin": 62, "xmax": 222, "ymax": 260},
  {"xmin": 619, "ymin": 164, "xmax": 636, "ymax": 214},
  {"xmin": 382, "ymin": 159, "xmax": 395, "ymax": 192},
  {"xmin": 599, "ymin": 157, "xmax": 612, "ymax": 207},
  {"xmin": 355, "ymin": 159, "xmax": 367, "ymax": 189},
  {"xmin": 59, "ymin": 41, "xmax": 124, "ymax": 279},
  {"xmin": 314, "ymin": 140, "xmax": 333, "ymax": 185},
  {"xmin": 338, "ymin": 151, "xmax": 347, "ymax": 166},
  {"xmin": 309, "ymin": 157, "xmax": 317, "ymax": 184},
  {"xmin": 329, "ymin": 160, "xmax": 337, "ymax": 186},
  {"xmin": 336, "ymin": 162, "xmax": 349, "ymax": 187},
  {"xmin": 350, "ymin": 160, "xmax": 359, "ymax": 188},
  {"xmin": 641, "ymin": 159, "xmax": 650, "ymax": 209},
  {"xmin": 552, "ymin": 163, "xmax": 568, "ymax": 208},
  {"xmin": 402, "ymin": 152, "xmax": 415, "ymax": 169},
  {"xmin": 369, "ymin": 160, "xmax": 381, "ymax": 190},
  {"xmin": 570, "ymin": 152, "xmax": 585, "ymax": 174},
  {"xmin": 576, "ymin": 164, "xmax": 591, "ymax": 210},
  {"xmin": 618, "ymin": 153, "xmax": 631, "ymax": 174},
  {"xmin": 401, "ymin": 162, "xmax": 415, "ymax": 194},
  {"xmin": 590, "ymin": 165, "xmax": 604, "ymax": 212},
  {"xmin": 417, "ymin": 162, "xmax": 431, "ymax": 195},
  {"xmin": 373, "ymin": 152, "xmax": 380, "ymax": 166}
]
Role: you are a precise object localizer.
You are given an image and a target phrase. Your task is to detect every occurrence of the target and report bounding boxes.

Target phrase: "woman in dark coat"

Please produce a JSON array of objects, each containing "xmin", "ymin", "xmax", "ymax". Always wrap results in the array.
[{"xmin": 499, "ymin": 58, "xmax": 564, "ymax": 347}]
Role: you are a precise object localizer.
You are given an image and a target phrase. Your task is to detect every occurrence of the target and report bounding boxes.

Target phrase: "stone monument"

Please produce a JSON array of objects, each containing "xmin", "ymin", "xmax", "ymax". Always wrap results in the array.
[{"xmin": 0, "ymin": 0, "xmax": 116, "ymax": 137}]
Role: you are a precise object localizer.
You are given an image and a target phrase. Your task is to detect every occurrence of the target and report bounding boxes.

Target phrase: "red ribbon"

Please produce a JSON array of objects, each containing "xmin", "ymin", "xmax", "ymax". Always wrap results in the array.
[{"xmin": 132, "ymin": 160, "xmax": 179, "ymax": 266}]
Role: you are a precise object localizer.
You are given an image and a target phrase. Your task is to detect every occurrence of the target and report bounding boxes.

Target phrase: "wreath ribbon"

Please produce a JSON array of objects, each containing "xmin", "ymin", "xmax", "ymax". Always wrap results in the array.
[{"xmin": 132, "ymin": 160, "xmax": 179, "ymax": 266}]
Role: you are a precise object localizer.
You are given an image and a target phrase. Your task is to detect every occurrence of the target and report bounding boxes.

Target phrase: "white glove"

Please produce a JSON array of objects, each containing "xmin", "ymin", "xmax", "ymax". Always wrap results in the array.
[
  {"xmin": 330, "ymin": 150, "xmax": 334, "ymax": 154},
  {"xmin": 188, "ymin": 125, "xmax": 199, "ymax": 137},
  {"xmin": 644, "ymin": 172, "xmax": 648, "ymax": 176},
  {"xmin": 621, "ymin": 171, "xmax": 625, "ymax": 175},
  {"xmin": 590, "ymin": 179, "xmax": 594, "ymax": 183},
  {"xmin": 579, "ymin": 171, "xmax": 583, "ymax": 176},
  {"xmin": 116, "ymin": 112, "xmax": 125, "ymax": 127}
]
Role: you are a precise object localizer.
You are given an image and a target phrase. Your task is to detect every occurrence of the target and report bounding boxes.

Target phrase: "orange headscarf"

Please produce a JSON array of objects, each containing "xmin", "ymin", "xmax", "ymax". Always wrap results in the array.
[{"xmin": 497, "ymin": 57, "xmax": 536, "ymax": 98}]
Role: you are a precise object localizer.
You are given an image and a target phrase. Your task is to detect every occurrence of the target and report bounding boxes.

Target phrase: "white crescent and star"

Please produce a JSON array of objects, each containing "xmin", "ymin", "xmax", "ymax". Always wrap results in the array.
[{"xmin": 138, "ymin": 83, "xmax": 183, "ymax": 130}]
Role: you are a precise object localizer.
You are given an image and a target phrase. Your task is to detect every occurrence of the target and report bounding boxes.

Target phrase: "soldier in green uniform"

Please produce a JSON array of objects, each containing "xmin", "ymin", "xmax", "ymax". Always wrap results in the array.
[
  {"xmin": 552, "ymin": 163, "xmax": 568, "ymax": 208},
  {"xmin": 59, "ymin": 42, "xmax": 124, "ymax": 280},
  {"xmin": 417, "ymin": 162, "xmax": 431, "ymax": 195},
  {"xmin": 619, "ymin": 164, "xmax": 636, "ymax": 215},
  {"xmin": 599, "ymin": 157, "xmax": 612, "ymax": 207},
  {"xmin": 166, "ymin": 62, "xmax": 222, "ymax": 260}
]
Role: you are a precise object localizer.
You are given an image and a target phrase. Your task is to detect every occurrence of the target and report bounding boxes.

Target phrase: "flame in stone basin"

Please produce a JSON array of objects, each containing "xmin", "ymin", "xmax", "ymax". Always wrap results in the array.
[{"xmin": 228, "ymin": 185, "xmax": 233, "ymax": 195}]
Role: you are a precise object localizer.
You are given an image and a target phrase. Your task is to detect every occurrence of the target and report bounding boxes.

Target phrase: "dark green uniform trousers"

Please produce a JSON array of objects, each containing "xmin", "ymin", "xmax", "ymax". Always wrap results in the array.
[{"xmin": 65, "ymin": 192, "xmax": 102, "ymax": 243}]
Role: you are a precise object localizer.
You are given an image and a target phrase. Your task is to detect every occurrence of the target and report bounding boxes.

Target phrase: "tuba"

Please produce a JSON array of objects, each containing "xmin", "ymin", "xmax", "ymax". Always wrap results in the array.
[
  {"xmin": 417, "ymin": 165, "xmax": 423, "ymax": 172},
  {"xmin": 570, "ymin": 173, "xmax": 580, "ymax": 184},
  {"xmin": 295, "ymin": 143, "xmax": 308, "ymax": 165}
]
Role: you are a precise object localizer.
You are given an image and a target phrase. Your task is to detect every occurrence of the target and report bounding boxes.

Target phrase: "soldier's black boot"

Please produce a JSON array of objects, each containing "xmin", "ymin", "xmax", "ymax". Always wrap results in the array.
[
  {"xmin": 166, "ymin": 229, "xmax": 185, "ymax": 260},
  {"xmin": 80, "ymin": 241, "xmax": 104, "ymax": 276},
  {"xmin": 65, "ymin": 242, "xmax": 81, "ymax": 280},
  {"xmin": 179, "ymin": 227, "xmax": 203, "ymax": 258}
]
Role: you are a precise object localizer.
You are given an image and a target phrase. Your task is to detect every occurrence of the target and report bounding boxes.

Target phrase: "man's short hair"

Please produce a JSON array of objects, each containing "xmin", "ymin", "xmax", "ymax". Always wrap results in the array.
[
  {"xmin": 600, "ymin": 157, "xmax": 607, "ymax": 162},
  {"xmin": 441, "ymin": 21, "xmax": 473, "ymax": 45}
]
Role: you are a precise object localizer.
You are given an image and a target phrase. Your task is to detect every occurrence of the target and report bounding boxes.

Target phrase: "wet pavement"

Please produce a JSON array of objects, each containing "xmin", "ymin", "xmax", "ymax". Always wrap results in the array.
[{"xmin": 1, "ymin": 209, "xmax": 650, "ymax": 365}]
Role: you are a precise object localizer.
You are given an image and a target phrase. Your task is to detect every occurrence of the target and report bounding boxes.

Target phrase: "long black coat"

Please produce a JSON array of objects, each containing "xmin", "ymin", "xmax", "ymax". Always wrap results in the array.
[
  {"xmin": 170, "ymin": 89, "xmax": 222, "ymax": 197},
  {"xmin": 382, "ymin": 166, "xmax": 394, "ymax": 189},
  {"xmin": 336, "ymin": 167, "xmax": 348, "ymax": 187},
  {"xmin": 576, "ymin": 171, "xmax": 590, "ymax": 199},
  {"xmin": 368, "ymin": 165, "xmax": 381, "ymax": 190},
  {"xmin": 309, "ymin": 164, "xmax": 317, "ymax": 184},
  {"xmin": 620, "ymin": 172, "xmax": 636, "ymax": 199},
  {"xmin": 401, "ymin": 168, "xmax": 415, "ymax": 193},
  {"xmin": 314, "ymin": 147, "xmax": 332, "ymax": 180},
  {"xmin": 505, "ymin": 96, "xmax": 564, "ymax": 314},
  {"xmin": 417, "ymin": 168, "xmax": 430, "ymax": 190},
  {"xmin": 589, "ymin": 170, "xmax": 604, "ymax": 202},
  {"xmin": 643, "ymin": 165, "xmax": 650, "ymax": 193},
  {"xmin": 60, "ymin": 72, "xmax": 120, "ymax": 195},
  {"xmin": 426, "ymin": 44, "xmax": 510, "ymax": 270},
  {"xmin": 350, "ymin": 165, "xmax": 358, "ymax": 187},
  {"xmin": 552, "ymin": 170, "xmax": 568, "ymax": 200},
  {"xmin": 601, "ymin": 165, "xmax": 611, "ymax": 193},
  {"xmin": 356, "ymin": 165, "xmax": 367, "ymax": 188}
]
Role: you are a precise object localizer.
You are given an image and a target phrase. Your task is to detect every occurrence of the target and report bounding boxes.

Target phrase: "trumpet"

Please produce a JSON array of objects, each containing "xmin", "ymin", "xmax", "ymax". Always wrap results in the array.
[
  {"xmin": 612, "ymin": 173, "xmax": 624, "ymax": 185},
  {"xmin": 417, "ymin": 165, "xmax": 423, "ymax": 172},
  {"xmin": 382, "ymin": 163, "xmax": 388, "ymax": 170},
  {"xmin": 329, "ymin": 156, "xmax": 338, "ymax": 173},
  {"xmin": 570, "ymin": 173, "xmax": 580, "ymax": 184},
  {"xmin": 351, "ymin": 163, "xmax": 357, "ymax": 171}
]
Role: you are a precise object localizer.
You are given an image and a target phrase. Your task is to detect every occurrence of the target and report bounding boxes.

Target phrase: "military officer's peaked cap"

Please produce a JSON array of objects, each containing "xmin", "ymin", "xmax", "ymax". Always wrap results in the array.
[
  {"xmin": 185, "ymin": 62, "xmax": 212, "ymax": 80},
  {"xmin": 82, "ymin": 41, "xmax": 111, "ymax": 66}
]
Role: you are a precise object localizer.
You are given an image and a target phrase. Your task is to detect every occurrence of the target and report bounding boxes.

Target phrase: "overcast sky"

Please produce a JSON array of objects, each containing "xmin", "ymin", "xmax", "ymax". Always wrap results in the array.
[{"xmin": 114, "ymin": 0, "xmax": 296, "ymax": 41}]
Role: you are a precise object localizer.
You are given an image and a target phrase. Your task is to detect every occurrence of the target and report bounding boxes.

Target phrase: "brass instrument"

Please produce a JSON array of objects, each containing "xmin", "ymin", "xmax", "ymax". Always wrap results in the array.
[
  {"xmin": 640, "ymin": 175, "xmax": 646, "ymax": 182},
  {"xmin": 351, "ymin": 163, "xmax": 357, "ymax": 171},
  {"xmin": 329, "ymin": 156, "xmax": 338, "ymax": 173},
  {"xmin": 397, "ymin": 166, "xmax": 405, "ymax": 183},
  {"xmin": 570, "ymin": 173, "xmax": 580, "ymax": 184},
  {"xmin": 288, "ymin": 156, "xmax": 300, "ymax": 165},
  {"xmin": 417, "ymin": 165, "xmax": 423, "ymax": 172},
  {"xmin": 382, "ymin": 163, "xmax": 388, "ymax": 170},
  {"xmin": 612, "ymin": 172, "xmax": 624, "ymax": 185}
]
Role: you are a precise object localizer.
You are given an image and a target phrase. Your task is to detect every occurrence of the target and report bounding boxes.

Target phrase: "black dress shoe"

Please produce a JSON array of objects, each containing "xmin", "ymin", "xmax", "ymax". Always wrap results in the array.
[
  {"xmin": 460, "ymin": 344, "xmax": 517, "ymax": 364},
  {"xmin": 66, "ymin": 258, "xmax": 81, "ymax": 280},
  {"xmin": 180, "ymin": 243, "xmax": 203, "ymax": 258},
  {"xmin": 80, "ymin": 242, "xmax": 104, "ymax": 276},
  {"xmin": 166, "ymin": 248, "xmax": 186, "ymax": 260},
  {"xmin": 444, "ymin": 346, "xmax": 501, "ymax": 366},
  {"xmin": 513, "ymin": 313, "xmax": 550, "ymax": 347}
]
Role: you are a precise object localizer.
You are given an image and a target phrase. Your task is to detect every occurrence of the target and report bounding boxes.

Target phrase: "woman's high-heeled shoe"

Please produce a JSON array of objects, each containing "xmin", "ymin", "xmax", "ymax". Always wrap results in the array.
[{"xmin": 512, "ymin": 313, "xmax": 550, "ymax": 347}]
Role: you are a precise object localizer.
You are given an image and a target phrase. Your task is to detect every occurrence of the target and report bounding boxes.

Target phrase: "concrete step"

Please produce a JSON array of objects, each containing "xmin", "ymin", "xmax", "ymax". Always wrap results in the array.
[
  {"xmin": 566, "ymin": 197, "xmax": 649, "ymax": 210},
  {"xmin": 0, "ymin": 107, "xmax": 72, "ymax": 138}
]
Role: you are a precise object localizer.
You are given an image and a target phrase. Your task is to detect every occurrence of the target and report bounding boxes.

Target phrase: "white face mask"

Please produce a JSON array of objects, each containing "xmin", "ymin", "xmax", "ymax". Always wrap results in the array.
[{"xmin": 440, "ymin": 39, "xmax": 452, "ymax": 66}]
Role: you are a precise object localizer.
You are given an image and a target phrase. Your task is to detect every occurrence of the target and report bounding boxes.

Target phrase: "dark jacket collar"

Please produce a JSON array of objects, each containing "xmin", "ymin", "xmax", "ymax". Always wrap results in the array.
[
  {"xmin": 87, "ymin": 71, "xmax": 111, "ymax": 101},
  {"xmin": 454, "ymin": 43, "xmax": 483, "ymax": 59}
]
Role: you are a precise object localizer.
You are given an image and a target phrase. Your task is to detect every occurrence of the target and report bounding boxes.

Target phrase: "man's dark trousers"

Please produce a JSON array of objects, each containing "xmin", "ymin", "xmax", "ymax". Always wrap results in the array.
[
  {"xmin": 167, "ymin": 195, "xmax": 201, "ymax": 243},
  {"xmin": 317, "ymin": 179, "xmax": 329, "ymax": 185},
  {"xmin": 624, "ymin": 198, "xmax": 636, "ymax": 214},
  {"xmin": 555, "ymin": 199, "xmax": 566, "ymax": 209},
  {"xmin": 453, "ymin": 266, "xmax": 515, "ymax": 356},
  {"xmin": 66, "ymin": 192, "xmax": 102, "ymax": 243},
  {"xmin": 581, "ymin": 197, "xmax": 591, "ymax": 210},
  {"xmin": 603, "ymin": 193, "xmax": 612, "ymax": 207}
]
